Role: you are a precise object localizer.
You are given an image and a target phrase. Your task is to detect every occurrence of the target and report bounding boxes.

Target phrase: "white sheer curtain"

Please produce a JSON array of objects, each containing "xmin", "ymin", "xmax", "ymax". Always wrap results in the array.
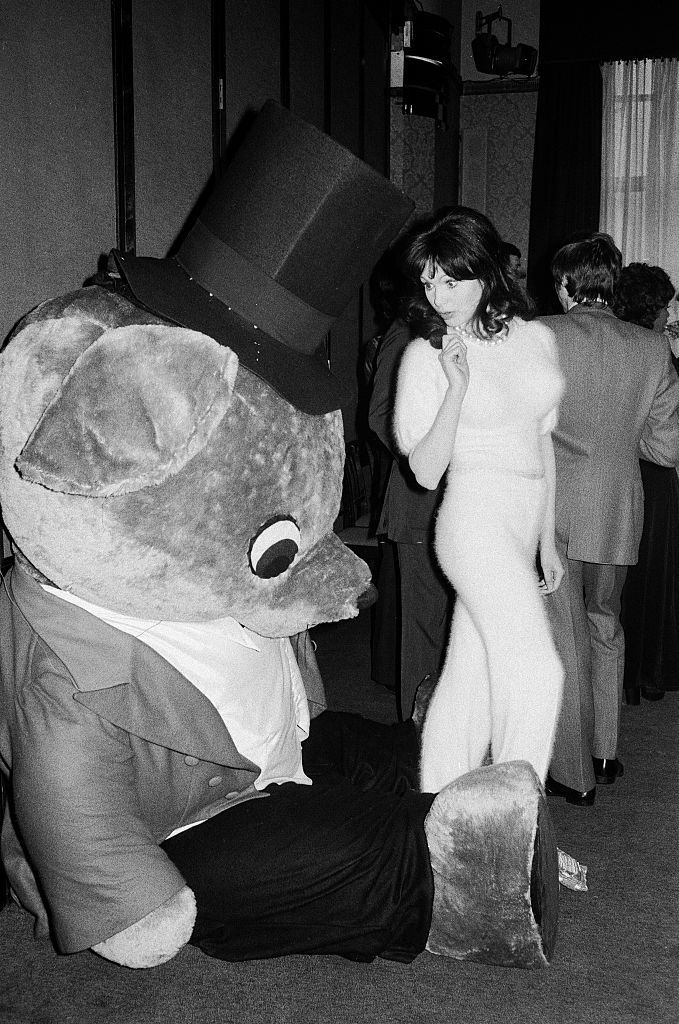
[{"xmin": 600, "ymin": 59, "xmax": 679, "ymax": 322}]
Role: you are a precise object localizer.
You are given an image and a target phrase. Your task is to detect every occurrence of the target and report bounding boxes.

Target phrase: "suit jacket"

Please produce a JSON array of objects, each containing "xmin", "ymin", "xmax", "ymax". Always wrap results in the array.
[
  {"xmin": 0, "ymin": 565, "xmax": 264, "ymax": 953},
  {"xmin": 368, "ymin": 319, "xmax": 443, "ymax": 543},
  {"xmin": 541, "ymin": 304, "xmax": 679, "ymax": 564}
]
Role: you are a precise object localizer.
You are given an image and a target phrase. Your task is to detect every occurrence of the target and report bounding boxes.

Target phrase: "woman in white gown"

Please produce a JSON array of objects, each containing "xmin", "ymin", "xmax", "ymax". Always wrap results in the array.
[{"xmin": 393, "ymin": 207, "xmax": 565, "ymax": 794}]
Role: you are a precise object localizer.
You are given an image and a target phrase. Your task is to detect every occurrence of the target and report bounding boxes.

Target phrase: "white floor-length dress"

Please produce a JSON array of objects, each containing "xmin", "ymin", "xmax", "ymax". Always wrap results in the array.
[{"xmin": 394, "ymin": 318, "xmax": 565, "ymax": 792}]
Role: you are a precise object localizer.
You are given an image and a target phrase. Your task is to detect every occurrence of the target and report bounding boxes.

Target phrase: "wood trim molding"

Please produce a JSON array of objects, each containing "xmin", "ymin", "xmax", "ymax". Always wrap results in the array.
[
  {"xmin": 111, "ymin": 0, "xmax": 136, "ymax": 254},
  {"xmin": 463, "ymin": 77, "xmax": 539, "ymax": 96}
]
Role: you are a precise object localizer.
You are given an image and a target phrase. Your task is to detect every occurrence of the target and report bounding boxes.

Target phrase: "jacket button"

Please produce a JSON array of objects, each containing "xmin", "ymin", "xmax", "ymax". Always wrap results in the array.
[
  {"xmin": 184, "ymin": 756, "xmax": 199, "ymax": 766},
  {"xmin": 208, "ymin": 776, "xmax": 222, "ymax": 787}
]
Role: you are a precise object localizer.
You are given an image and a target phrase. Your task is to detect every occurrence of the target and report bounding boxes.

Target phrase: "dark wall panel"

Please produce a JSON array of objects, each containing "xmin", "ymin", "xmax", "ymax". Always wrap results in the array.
[
  {"xmin": 326, "ymin": 0, "xmax": 362, "ymax": 152},
  {"xmin": 133, "ymin": 0, "xmax": 213, "ymax": 257},
  {"xmin": 325, "ymin": 1, "xmax": 364, "ymax": 438},
  {"xmin": 361, "ymin": 4, "xmax": 391, "ymax": 348},
  {"xmin": 0, "ymin": 1, "xmax": 114, "ymax": 340},
  {"xmin": 288, "ymin": 0, "xmax": 325, "ymax": 128},
  {"xmin": 223, "ymin": 0, "xmax": 281, "ymax": 146},
  {"xmin": 362, "ymin": 5, "xmax": 389, "ymax": 175}
]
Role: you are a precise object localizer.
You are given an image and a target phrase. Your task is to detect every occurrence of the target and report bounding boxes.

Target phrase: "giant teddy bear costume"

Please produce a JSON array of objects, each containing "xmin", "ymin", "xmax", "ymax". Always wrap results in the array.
[{"xmin": 0, "ymin": 101, "xmax": 558, "ymax": 971}]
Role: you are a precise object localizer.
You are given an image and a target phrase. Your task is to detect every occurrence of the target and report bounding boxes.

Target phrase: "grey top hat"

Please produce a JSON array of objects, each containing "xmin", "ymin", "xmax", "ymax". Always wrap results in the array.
[{"xmin": 113, "ymin": 100, "xmax": 414, "ymax": 414}]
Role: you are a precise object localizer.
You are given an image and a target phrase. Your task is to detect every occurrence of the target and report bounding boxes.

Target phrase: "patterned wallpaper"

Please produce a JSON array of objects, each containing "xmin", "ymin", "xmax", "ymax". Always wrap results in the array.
[
  {"xmin": 460, "ymin": 89, "xmax": 538, "ymax": 260},
  {"xmin": 390, "ymin": 89, "xmax": 538, "ymax": 260},
  {"xmin": 389, "ymin": 97, "xmax": 436, "ymax": 221}
]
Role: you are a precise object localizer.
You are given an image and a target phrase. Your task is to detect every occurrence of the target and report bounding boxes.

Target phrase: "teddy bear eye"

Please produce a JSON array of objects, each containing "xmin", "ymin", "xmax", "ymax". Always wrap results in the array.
[{"xmin": 248, "ymin": 515, "xmax": 301, "ymax": 579}]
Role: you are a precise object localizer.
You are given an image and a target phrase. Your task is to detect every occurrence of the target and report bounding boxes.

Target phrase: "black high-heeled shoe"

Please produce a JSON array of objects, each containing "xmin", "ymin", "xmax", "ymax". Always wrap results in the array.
[{"xmin": 641, "ymin": 686, "xmax": 665, "ymax": 701}]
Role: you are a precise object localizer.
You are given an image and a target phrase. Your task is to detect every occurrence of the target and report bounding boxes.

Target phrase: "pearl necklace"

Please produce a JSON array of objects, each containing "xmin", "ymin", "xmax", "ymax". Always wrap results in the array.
[{"xmin": 449, "ymin": 323, "xmax": 509, "ymax": 347}]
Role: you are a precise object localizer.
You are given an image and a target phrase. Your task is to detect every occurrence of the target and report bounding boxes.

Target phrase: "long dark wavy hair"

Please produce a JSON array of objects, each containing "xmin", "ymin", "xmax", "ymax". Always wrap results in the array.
[
  {"xmin": 399, "ymin": 206, "xmax": 535, "ymax": 348},
  {"xmin": 611, "ymin": 262, "xmax": 675, "ymax": 330}
]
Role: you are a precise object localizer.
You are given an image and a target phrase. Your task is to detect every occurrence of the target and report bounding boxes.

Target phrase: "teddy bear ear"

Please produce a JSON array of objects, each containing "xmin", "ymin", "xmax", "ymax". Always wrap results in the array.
[{"xmin": 16, "ymin": 324, "xmax": 239, "ymax": 496}]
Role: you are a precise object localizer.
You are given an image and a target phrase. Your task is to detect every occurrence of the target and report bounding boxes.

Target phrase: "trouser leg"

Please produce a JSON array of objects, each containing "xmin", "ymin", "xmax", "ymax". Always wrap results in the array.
[
  {"xmin": 370, "ymin": 539, "xmax": 399, "ymax": 692},
  {"xmin": 545, "ymin": 549, "xmax": 595, "ymax": 791},
  {"xmin": 582, "ymin": 562, "xmax": 628, "ymax": 759},
  {"xmin": 163, "ymin": 711, "xmax": 434, "ymax": 964},
  {"xmin": 396, "ymin": 540, "xmax": 453, "ymax": 723}
]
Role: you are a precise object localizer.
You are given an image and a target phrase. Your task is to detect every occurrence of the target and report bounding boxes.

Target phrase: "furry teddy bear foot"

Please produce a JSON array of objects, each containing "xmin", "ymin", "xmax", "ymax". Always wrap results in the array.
[
  {"xmin": 92, "ymin": 886, "xmax": 197, "ymax": 968},
  {"xmin": 424, "ymin": 760, "xmax": 559, "ymax": 969}
]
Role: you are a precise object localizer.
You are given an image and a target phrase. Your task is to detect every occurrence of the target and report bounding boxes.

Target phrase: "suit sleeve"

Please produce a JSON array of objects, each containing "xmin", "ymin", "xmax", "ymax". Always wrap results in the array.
[
  {"xmin": 639, "ymin": 346, "xmax": 679, "ymax": 466},
  {"xmin": 368, "ymin": 319, "xmax": 411, "ymax": 457},
  {"xmin": 11, "ymin": 658, "xmax": 186, "ymax": 953}
]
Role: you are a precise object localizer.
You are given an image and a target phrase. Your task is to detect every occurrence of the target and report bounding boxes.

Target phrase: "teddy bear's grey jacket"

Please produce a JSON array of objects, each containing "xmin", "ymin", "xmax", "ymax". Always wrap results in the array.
[{"xmin": 0, "ymin": 563, "xmax": 265, "ymax": 953}]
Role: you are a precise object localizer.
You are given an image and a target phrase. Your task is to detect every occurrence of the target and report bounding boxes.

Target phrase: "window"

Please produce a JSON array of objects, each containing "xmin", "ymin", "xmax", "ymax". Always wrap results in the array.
[{"xmin": 601, "ymin": 59, "xmax": 679, "ymax": 320}]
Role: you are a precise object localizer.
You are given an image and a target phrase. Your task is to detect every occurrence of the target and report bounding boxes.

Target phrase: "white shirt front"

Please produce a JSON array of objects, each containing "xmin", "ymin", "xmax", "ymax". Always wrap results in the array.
[{"xmin": 42, "ymin": 585, "xmax": 312, "ymax": 796}]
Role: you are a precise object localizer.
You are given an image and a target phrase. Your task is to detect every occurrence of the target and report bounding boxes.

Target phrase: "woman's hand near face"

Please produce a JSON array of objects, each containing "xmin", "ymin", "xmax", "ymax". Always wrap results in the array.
[
  {"xmin": 402, "ymin": 333, "xmax": 469, "ymax": 491},
  {"xmin": 439, "ymin": 333, "xmax": 470, "ymax": 393}
]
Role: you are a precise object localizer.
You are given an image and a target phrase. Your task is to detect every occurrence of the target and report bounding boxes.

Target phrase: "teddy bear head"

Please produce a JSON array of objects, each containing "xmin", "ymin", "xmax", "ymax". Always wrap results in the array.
[{"xmin": 0, "ymin": 285, "xmax": 374, "ymax": 637}]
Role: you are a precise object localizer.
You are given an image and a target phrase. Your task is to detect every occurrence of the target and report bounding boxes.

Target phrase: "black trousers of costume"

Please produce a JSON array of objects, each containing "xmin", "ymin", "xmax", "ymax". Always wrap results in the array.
[{"xmin": 162, "ymin": 711, "xmax": 435, "ymax": 963}]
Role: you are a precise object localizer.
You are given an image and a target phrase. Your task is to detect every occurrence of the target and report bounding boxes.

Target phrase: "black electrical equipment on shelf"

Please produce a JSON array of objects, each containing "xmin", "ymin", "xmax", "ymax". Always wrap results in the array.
[{"xmin": 390, "ymin": 8, "xmax": 456, "ymax": 126}]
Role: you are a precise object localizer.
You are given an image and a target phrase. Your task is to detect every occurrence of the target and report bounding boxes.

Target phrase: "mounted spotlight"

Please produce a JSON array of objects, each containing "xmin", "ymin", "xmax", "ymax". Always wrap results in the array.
[{"xmin": 472, "ymin": 6, "xmax": 537, "ymax": 78}]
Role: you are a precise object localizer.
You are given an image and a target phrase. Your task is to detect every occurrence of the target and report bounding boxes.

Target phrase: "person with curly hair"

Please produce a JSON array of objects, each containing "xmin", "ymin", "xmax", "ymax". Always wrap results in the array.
[
  {"xmin": 612, "ymin": 261, "xmax": 675, "ymax": 332},
  {"xmin": 392, "ymin": 206, "xmax": 565, "ymax": 793},
  {"xmin": 613, "ymin": 262, "xmax": 679, "ymax": 704}
]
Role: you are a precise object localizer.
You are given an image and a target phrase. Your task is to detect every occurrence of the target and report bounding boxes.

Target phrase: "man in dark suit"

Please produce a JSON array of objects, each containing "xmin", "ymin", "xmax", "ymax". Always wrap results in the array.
[
  {"xmin": 541, "ymin": 233, "xmax": 679, "ymax": 805},
  {"xmin": 368, "ymin": 317, "xmax": 453, "ymax": 722}
]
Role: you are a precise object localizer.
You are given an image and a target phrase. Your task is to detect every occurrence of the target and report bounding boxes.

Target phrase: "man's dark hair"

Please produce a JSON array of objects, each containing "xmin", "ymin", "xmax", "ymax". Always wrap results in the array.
[{"xmin": 550, "ymin": 232, "xmax": 622, "ymax": 306}]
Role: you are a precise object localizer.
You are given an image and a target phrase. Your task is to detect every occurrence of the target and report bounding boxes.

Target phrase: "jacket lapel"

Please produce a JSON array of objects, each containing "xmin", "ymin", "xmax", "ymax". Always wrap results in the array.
[{"xmin": 10, "ymin": 565, "xmax": 258, "ymax": 771}]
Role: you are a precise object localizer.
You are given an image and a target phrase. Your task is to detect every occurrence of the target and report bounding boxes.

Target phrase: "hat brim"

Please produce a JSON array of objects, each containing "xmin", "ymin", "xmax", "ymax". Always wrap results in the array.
[{"xmin": 112, "ymin": 251, "xmax": 351, "ymax": 416}]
